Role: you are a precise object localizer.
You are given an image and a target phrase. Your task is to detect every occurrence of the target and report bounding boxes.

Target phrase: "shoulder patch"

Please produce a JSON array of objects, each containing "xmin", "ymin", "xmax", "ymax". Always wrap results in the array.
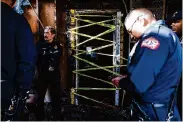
[{"xmin": 141, "ymin": 37, "xmax": 160, "ymax": 50}]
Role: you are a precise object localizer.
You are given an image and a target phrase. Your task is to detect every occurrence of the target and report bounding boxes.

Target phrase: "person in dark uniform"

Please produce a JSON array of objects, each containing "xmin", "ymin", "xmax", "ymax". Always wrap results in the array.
[
  {"xmin": 1, "ymin": 0, "xmax": 36, "ymax": 120},
  {"xmin": 169, "ymin": 10, "xmax": 182, "ymax": 118},
  {"xmin": 112, "ymin": 8, "xmax": 182, "ymax": 121},
  {"xmin": 170, "ymin": 10, "xmax": 182, "ymax": 43},
  {"xmin": 35, "ymin": 26, "xmax": 62, "ymax": 120}
]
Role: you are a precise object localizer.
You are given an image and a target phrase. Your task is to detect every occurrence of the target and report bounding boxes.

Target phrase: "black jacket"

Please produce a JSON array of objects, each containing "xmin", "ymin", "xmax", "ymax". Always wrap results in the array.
[{"xmin": 36, "ymin": 40, "xmax": 62, "ymax": 78}]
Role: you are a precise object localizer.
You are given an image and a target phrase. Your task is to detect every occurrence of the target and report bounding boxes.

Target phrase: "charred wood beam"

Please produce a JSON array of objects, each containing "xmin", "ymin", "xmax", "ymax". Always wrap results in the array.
[{"xmin": 56, "ymin": 0, "xmax": 69, "ymax": 90}]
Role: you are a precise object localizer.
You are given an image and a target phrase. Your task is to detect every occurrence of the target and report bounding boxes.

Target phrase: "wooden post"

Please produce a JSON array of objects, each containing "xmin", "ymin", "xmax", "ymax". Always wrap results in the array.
[
  {"xmin": 39, "ymin": 2, "xmax": 56, "ymax": 29},
  {"xmin": 56, "ymin": 0, "xmax": 68, "ymax": 91},
  {"xmin": 23, "ymin": 0, "xmax": 39, "ymax": 43},
  {"xmin": 162, "ymin": 0, "xmax": 166, "ymax": 19}
]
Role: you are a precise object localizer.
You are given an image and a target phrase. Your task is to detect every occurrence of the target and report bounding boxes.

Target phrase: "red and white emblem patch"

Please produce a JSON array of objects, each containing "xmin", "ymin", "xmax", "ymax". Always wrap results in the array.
[{"xmin": 141, "ymin": 37, "xmax": 160, "ymax": 50}]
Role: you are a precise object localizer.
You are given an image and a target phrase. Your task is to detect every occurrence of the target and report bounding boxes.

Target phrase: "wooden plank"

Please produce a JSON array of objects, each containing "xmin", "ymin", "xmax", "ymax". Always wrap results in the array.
[{"xmin": 76, "ymin": 9, "xmax": 119, "ymax": 14}]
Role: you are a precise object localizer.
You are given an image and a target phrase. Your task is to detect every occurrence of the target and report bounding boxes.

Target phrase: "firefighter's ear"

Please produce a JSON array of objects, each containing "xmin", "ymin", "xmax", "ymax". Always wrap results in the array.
[
  {"xmin": 52, "ymin": 34, "xmax": 56, "ymax": 38},
  {"xmin": 138, "ymin": 16, "xmax": 148, "ymax": 26}
]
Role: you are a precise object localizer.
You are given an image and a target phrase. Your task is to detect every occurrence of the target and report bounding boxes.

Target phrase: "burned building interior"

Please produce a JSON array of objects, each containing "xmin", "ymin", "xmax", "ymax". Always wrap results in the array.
[{"xmin": 3, "ymin": 0, "xmax": 182, "ymax": 121}]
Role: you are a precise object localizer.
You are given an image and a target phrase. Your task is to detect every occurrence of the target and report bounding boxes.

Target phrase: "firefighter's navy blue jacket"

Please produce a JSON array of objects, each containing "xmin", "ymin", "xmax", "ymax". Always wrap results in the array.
[
  {"xmin": 120, "ymin": 20, "xmax": 182, "ymax": 120},
  {"xmin": 1, "ymin": 2, "xmax": 36, "ymax": 109}
]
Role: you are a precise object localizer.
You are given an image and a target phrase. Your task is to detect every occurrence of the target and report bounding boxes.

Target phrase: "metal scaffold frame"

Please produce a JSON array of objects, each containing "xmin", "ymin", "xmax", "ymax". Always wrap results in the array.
[{"xmin": 68, "ymin": 9, "xmax": 127, "ymax": 107}]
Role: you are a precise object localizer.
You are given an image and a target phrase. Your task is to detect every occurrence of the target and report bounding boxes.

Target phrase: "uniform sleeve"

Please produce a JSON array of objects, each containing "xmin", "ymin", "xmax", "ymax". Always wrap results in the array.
[
  {"xmin": 128, "ymin": 37, "xmax": 169, "ymax": 94},
  {"xmin": 15, "ymin": 16, "xmax": 36, "ymax": 91}
]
